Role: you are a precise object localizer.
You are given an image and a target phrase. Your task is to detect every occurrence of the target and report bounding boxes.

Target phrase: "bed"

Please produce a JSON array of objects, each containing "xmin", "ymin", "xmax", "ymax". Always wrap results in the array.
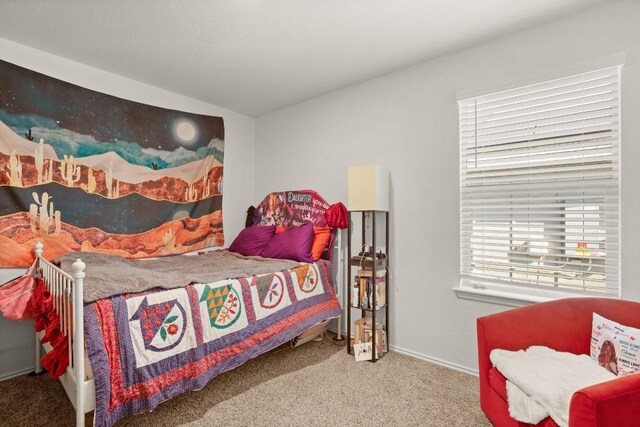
[{"xmin": 32, "ymin": 190, "xmax": 343, "ymax": 427}]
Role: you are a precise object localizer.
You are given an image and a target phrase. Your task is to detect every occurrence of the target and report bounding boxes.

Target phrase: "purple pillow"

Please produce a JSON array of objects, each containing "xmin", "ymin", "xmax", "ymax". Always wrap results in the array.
[
  {"xmin": 228, "ymin": 225, "xmax": 276, "ymax": 256},
  {"xmin": 260, "ymin": 222, "xmax": 314, "ymax": 262}
]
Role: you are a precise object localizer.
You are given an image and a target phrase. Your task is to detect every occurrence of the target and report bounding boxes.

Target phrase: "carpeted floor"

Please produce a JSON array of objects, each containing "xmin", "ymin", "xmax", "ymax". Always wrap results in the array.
[{"xmin": 0, "ymin": 336, "xmax": 490, "ymax": 426}]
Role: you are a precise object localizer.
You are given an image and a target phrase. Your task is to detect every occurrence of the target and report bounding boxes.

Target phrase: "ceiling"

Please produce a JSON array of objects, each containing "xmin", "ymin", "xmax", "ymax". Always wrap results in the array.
[{"xmin": 0, "ymin": 0, "xmax": 607, "ymax": 117}]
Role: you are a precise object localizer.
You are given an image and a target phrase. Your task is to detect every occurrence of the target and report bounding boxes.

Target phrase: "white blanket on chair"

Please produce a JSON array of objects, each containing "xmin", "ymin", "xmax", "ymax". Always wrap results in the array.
[{"xmin": 490, "ymin": 346, "xmax": 615, "ymax": 427}]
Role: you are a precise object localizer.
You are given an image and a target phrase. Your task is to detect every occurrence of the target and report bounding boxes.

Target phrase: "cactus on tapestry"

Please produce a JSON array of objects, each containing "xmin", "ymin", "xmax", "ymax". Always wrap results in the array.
[
  {"xmin": 46, "ymin": 159, "xmax": 53, "ymax": 182},
  {"xmin": 59, "ymin": 154, "xmax": 81, "ymax": 187},
  {"xmin": 81, "ymin": 168, "xmax": 97, "ymax": 193},
  {"xmin": 105, "ymin": 162, "xmax": 120, "ymax": 198},
  {"xmin": 185, "ymin": 184, "xmax": 198, "ymax": 202},
  {"xmin": 6, "ymin": 150, "xmax": 23, "ymax": 187},
  {"xmin": 34, "ymin": 139, "xmax": 44, "ymax": 184},
  {"xmin": 162, "ymin": 228, "xmax": 176, "ymax": 251},
  {"xmin": 28, "ymin": 192, "xmax": 62, "ymax": 237},
  {"xmin": 202, "ymin": 173, "xmax": 211, "ymax": 198},
  {"xmin": 34, "ymin": 139, "xmax": 53, "ymax": 184}
]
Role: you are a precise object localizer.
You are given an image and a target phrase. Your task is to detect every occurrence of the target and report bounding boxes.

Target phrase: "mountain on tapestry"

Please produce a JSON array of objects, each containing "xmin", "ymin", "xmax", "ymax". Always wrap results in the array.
[{"xmin": 0, "ymin": 59, "xmax": 225, "ymax": 267}]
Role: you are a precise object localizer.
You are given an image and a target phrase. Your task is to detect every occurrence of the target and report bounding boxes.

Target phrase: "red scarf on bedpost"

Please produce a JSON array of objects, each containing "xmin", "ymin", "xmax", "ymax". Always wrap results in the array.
[{"xmin": 32, "ymin": 278, "xmax": 69, "ymax": 378}]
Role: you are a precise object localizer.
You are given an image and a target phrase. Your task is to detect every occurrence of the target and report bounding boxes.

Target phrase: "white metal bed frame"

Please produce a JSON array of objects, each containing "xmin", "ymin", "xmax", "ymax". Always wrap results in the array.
[{"xmin": 33, "ymin": 242, "xmax": 93, "ymax": 427}]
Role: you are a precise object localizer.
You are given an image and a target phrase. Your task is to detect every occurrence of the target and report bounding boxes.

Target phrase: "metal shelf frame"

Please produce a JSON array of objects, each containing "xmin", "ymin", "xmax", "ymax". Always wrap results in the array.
[{"xmin": 346, "ymin": 210, "xmax": 389, "ymax": 362}]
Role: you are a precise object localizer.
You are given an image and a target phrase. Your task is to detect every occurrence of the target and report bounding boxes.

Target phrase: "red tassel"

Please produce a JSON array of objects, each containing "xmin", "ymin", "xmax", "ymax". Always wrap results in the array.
[
  {"xmin": 41, "ymin": 338, "xmax": 69, "ymax": 379},
  {"xmin": 32, "ymin": 279, "xmax": 50, "ymax": 332},
  {"xmin": 41, "ymin": 314, "xmax": 61, "ymax": 345}
]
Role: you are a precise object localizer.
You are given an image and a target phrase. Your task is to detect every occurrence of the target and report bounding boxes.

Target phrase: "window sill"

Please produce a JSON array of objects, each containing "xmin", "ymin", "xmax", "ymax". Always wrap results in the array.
[
  {"xmin": 452, "ymin": 281, "xmax": 594, "ymax": 308},
  {"xmin": 452, "ymin": 286, "xmax": 548, "ymax": 308}
]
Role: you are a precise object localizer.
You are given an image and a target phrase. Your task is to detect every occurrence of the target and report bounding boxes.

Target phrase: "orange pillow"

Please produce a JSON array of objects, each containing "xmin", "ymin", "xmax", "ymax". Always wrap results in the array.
[
  {"xmin": 311, "ymin": 227, "xmax": 331, "ymax": 261},
  {"xmin": 275, "ymin": 225, "xmax": 331, "ymax": 261}
]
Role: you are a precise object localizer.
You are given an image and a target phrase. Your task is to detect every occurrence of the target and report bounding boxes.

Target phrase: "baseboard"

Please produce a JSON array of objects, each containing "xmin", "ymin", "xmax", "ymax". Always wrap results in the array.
[
  {"xmin": 0, "ymin": 367, "xmax": 34, "ymax": 382},
  {"xmin": 389, "ymin": 344, "xmax": 478, "ymax": 377},
  {"xmin": 327, "ymin": 325, "xmax": 478, "ymax": 376}
]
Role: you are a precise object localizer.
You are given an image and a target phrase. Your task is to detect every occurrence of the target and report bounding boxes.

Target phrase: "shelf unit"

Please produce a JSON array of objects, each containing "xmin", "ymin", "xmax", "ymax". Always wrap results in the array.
[{"xmin": 346, "ymin": 210, "xmax": 389, "ymax": 362}]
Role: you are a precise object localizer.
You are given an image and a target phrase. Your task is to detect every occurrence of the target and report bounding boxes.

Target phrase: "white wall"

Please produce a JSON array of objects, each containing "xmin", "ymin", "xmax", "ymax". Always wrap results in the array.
[
  {"xmin": 256, "ymin": 0, "xmax": 640, "ymax": 372},
  {"xmin": 0, "ymin": 38, "xmax": 256, "ymax": 379}
]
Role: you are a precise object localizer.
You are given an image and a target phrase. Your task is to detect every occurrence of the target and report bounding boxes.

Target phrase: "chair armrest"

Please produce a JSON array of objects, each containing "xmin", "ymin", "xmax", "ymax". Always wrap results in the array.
[{"xmin": 570, "ymin": 374, "xmax": 640, "ymax": 427}]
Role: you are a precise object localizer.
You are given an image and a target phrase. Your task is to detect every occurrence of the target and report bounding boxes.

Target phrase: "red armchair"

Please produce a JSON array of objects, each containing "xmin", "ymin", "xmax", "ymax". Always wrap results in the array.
[{"xmin": 477, "ymin": 298, "xmax": 640, "ymax": 427}]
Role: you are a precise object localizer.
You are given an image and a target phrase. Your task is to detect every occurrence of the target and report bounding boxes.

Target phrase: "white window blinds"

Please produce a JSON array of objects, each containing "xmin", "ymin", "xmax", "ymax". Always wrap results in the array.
[{"xmin": 459, "ymin": 67, "xmax": 620, "ymax": 297}]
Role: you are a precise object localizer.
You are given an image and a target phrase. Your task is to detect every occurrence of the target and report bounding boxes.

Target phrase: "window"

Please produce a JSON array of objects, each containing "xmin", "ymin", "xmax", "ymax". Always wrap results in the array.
[{"xmin": 458, "ymin": 67, "xmax": 620, "ymax": 303}]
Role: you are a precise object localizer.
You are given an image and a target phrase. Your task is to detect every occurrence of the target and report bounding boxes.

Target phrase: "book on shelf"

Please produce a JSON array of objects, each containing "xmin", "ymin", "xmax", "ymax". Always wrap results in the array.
[{"xmin": 352, "ymin": 272, "xmax": 386, "ymax": 309}]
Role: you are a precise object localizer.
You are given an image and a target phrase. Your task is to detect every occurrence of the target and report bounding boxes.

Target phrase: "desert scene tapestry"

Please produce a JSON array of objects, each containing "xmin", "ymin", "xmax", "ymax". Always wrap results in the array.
[{"xmin": 0, "ymin": 60, "xmax": 224, "ymax": 267}]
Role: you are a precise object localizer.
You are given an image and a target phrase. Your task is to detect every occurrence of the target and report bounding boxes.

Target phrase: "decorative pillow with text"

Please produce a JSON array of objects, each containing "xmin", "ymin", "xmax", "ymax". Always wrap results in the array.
[{"xmin": 591, "ymin": 313, "xmax": 640, "ymax": 376}]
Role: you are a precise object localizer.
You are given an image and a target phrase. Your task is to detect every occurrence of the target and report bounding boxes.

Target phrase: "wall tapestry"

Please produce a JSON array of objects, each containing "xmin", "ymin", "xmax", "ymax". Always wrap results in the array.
[{"xmin": 0, "ymin": 60, "xmax": 224, "ymax": 267}]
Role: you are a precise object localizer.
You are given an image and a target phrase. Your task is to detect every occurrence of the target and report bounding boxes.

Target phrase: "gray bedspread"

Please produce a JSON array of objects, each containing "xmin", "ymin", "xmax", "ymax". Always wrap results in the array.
[{"xmin": 55, "ymin": 251, "xmax": 300, "ymax": 302}]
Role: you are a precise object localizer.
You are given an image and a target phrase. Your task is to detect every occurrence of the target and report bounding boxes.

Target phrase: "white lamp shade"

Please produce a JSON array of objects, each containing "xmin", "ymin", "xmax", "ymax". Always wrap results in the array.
[{"xmin": 348, "ymin": 165, "xmax": 389, "ymax": 211}]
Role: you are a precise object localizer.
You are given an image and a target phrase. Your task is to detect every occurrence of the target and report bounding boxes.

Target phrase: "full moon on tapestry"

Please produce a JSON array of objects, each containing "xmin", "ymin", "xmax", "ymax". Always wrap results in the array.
[{"xmin": 0, "ymin": 60, "xmax": 224, "ymax": 267}]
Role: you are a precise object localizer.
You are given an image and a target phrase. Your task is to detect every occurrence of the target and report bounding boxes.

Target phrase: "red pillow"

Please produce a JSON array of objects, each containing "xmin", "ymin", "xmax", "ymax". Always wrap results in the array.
[{"xmin": 275, "ymin": 225, "xmax": 332, "ymax": 261}]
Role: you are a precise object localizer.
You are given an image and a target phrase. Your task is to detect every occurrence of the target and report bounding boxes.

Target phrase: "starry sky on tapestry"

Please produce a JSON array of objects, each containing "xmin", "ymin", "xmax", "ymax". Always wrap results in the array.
[{"xmin": 0, "ymin": 59, "xmax": 224, "ymax": 169}]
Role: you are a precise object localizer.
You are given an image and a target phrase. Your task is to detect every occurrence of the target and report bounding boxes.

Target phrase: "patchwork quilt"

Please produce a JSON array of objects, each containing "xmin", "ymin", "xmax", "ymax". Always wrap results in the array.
[{"xmin": 84, "ymin": 260, "xmax": 341, "ymax": 427}]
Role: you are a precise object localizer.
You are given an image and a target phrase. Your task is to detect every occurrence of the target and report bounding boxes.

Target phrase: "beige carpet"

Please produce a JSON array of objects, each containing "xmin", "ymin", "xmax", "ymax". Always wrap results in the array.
[{"xmin": 0, "ymin": 337, "xmax": 490, "ymax": 426}]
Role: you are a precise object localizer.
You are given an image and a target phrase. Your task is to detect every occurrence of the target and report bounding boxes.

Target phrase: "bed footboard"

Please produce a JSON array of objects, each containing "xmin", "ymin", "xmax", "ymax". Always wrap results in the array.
[{"xmin": 34, "ymin": 242, "xmax": 92, "ymax": 426}]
